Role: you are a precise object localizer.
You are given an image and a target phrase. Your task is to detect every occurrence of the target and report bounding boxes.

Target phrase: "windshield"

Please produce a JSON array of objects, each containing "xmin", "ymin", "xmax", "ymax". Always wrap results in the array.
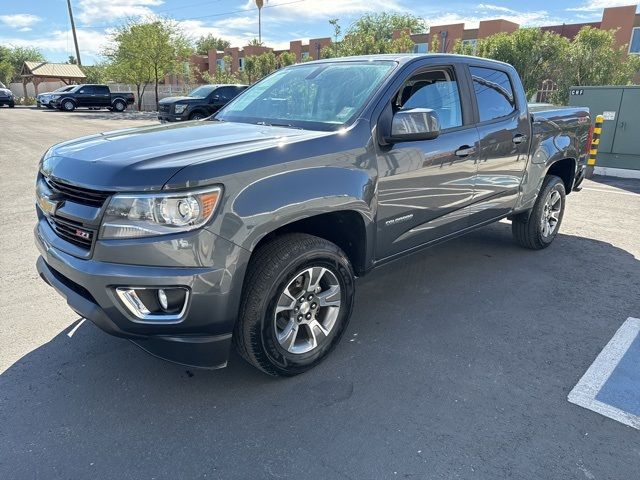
[
  {"xmin": 54, "ymin": 86, "xmax": 74, "ymax": 92},
  {"xmin": 188, "ymin": 85, "xmax": 216, "ymax": 98},
  {"xmin": 215, "ymin": 61, "xmax": 395, "ymax": 130}
]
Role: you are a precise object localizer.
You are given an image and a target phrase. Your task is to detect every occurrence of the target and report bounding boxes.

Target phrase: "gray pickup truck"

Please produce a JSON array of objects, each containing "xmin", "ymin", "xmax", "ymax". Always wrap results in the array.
[{"xmin": 35, "ymin": 54, "xmax": 590, "ymax": 376}]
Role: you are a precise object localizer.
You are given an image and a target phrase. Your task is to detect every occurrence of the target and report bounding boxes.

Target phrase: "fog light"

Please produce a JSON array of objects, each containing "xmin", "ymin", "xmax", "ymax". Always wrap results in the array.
[
  {"xmin": 158, "ymin": 289, "xmax": 168, "ymax": 310},
  {"xmin": 115, "ymin": 287, "xmax": 189, "ymax": 322}
]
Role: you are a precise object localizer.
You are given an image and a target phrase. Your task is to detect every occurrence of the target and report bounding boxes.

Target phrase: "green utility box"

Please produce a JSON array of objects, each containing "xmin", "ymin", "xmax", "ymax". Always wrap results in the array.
[{"xmin": 568, "ymin": 85, "xmax": 640, "ymax": 173}]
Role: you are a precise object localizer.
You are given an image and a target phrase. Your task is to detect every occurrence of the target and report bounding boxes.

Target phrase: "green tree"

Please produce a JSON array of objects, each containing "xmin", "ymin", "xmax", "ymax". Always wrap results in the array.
[
  {"xmin": 552, "ymin": 27, "xmax": 640, "ymax": 103},
  {"xmin": 0, "ymin": 60, "xmax": 14, "ymax": 85},
  {"xmin": 475, "ymin": 28, "xmax": 569, "ymax": 99},
  {"xmin": 105, "ymin": 18, "xmax": 192, "ymax": 109},
  {"xmin": 334, "ymin": 13, "xmax": 425, "ymax": 56},
  {"xmin": 276, "ymin": 51, "xmax": 296, "ymax": 68},
  {"xmin": 255, "ymin": 51, "xmax": 277, "ymax": 78},
  {"xmin": 0, "ymin": 45, "xmax": 46, "ymax": 82},
  {"xmin": 82, "ymin": 62, "xmax": 110, "ymax": 84},
  {"xmin": 195, "ymin": 34, "xmax": 230, "ymax": 54}
]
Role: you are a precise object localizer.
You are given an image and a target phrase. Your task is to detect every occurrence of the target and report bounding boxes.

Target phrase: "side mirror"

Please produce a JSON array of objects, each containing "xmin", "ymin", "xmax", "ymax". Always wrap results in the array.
[{"xmin": 386, "ymin": 108, "xmax": 441, "ymax": 143}]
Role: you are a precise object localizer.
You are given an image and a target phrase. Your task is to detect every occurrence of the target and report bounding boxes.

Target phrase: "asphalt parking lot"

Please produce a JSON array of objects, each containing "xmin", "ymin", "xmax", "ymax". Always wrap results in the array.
[{"xmin": 1, "ymin": 107, "xmax": 639, "ymax": 479}]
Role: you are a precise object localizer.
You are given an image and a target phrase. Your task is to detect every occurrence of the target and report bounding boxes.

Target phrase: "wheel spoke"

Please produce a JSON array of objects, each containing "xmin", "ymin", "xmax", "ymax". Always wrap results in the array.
[
  {"xmin": 275, "ymin": 288, "xmax": 298, "ymax": 314},
  {"xmin": 317, "ymin": 285, "xmax": 341, "ymax": 307},
  {"xmin": 304, "ymin": 267, "xmax": 327, "ymax": 293},
  {"xmin": 278, "ymin": 320, "xmax": 299, "ymax": 351},
  {"xmin": 549, "ymin": 210, "xmax": 560, "ymax": 221},
  {"xmin": 307, "ymin": 320, "xmax": 329, "ymax": 347}
]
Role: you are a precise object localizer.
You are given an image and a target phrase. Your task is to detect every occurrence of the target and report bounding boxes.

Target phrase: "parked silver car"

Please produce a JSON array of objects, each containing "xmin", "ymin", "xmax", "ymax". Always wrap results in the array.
[{"xmin": 37, "ymin": 85, "xmax": 75, "ymax": 109}]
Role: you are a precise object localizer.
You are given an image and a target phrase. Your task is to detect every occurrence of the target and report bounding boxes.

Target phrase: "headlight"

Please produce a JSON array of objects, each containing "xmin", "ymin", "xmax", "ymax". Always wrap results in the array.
[
  {"xmin": 174, "ymin": 104, "xmax": 188, "ymax": 114},
  {"xmin": 51, "ymin": 94, "xmax": 60, "ymax": 100},
  {"xmin": 100, "ymin": 186, "xmax": 222, "ymax": 239}
]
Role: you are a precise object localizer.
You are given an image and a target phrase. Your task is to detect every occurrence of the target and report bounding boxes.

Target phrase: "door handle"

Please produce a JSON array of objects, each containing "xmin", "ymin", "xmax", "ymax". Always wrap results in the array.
[
  {"xmin": 455, "ymin": 146, "xmax": 475, "ymax": 157},
  {"xmin": 512, "ymin": 134, "xmax": 527, "ymax": 144}
]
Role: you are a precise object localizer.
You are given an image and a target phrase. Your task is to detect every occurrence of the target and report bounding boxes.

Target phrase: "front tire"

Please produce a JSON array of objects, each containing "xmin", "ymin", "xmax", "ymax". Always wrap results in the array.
[
  {"xmin": 512, "ymin": 175, "xmax": 566, "ymax": 249},
  {"xmin": 189, "ymin": 112, "xmax": 205, "ymax": 120},
  {"xmin": 235, "ymin": 233, "xmax": 355, "ymax": 376},
  {"xmin": 62, "ymin": 99, "xmax": 75, "ymax": 112}
]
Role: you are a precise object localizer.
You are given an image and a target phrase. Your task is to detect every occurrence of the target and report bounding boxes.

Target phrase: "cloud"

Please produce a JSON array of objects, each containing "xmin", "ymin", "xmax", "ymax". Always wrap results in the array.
[
  {"xmin": 425, "ymin": 5, "xmax": 551, "ymax": 29},
  {"xmin": 0, "ymin": 13, "xmax": 42, "ymax": 29},
  {"xmin": 76, "ymin": 0, "xmax": 164, "ymax": 24},
  {"xmin": 242, "ymin": 0, "xmax": 403, "ymax": 19},
  {"xmin": 567, "ymin": 1, "xmax": 639, "ymax": 12},
  {"xmin": 0, "ymin": 28, "xmax": 110, "ymax": 64}
]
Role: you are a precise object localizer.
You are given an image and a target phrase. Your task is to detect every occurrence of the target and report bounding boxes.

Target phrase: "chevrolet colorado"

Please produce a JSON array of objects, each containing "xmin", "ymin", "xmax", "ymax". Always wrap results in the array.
[{"xmin": 35, "ymin": 55, "xmax": 590, "ymax": 376}]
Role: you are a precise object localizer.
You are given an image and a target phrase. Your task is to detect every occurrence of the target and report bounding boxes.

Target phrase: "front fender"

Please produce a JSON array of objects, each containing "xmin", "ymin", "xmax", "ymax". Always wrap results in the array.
[{"xmin": 226, "ymin": 165, "xmax": 375, "ymax": 251}]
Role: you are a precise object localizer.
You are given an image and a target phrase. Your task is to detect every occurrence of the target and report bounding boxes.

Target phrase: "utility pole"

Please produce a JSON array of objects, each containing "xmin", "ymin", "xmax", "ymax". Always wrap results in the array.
[{"xmin": 66, "ymin": 0, "xmax": 82, "ymax": 66}]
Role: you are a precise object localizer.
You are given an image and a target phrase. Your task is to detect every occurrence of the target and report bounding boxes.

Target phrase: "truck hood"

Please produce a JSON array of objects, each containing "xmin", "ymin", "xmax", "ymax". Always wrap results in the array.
[
  {"xmin": 159, "ymin": 96, "xmax": 199, "ymax": 104},
  {"xmin": 41, "ymin": 121, "xmax": 329, "ymax": 191}
]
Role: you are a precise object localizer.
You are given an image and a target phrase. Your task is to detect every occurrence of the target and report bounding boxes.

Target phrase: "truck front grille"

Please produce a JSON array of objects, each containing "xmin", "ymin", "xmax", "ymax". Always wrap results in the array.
[
  {"xmin": 47, "ymin": 216, "xmax": 95, "ymax": 249},
  {"xmin": 45, "ymin": 177, "xmax": 112, "ymax": 208}
]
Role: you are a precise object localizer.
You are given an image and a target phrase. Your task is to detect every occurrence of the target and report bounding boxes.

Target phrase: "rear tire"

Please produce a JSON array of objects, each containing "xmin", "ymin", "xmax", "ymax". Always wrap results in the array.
[
  {"xmin": 512, "ymin": 175, "xmax": 566, "ymax": 250},
  {"xmin": 234, "ymin": 233, "xmax": 355, "ymax": 376},
  {"xmin": 112, "ymin": 100, "xmax": 126, "ymax": 112}
]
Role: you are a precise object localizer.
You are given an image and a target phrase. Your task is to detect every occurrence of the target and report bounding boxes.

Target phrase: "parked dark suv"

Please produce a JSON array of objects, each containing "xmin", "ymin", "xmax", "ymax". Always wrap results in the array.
[
  {"xmin": 157, "ymin": 84, "xmax": 247, "ymax": 122},
  {"xmin": 0, "ymin": 81, "xmax": 15, "ymax": 107}
]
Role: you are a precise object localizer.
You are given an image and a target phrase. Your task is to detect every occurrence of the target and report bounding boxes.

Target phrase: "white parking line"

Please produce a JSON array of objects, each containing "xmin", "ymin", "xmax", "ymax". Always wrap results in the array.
[
  {"xmin": 67, "ymin": 318, "xmax": 86, "ymax": 338},
  {"xmin": 568, "ymin": 317, "xmax": 640, "ymax": 430}
]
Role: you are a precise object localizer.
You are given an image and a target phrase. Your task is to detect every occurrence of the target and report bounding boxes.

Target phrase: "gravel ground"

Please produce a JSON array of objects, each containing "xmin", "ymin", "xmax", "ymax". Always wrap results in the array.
[{"xmin": 1, "ymin": 107, "xmax": 639, "ymax": 480}]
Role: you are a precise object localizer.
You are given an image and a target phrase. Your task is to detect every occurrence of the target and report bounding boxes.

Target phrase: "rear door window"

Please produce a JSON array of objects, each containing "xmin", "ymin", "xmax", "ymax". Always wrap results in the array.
[
  {"xmin": 470, "ymin": 66, "xmax": 516, "ymax": 122},
  {"xmin": 94, "ymin": 85, "xmax": 109, "ymax": 95}
]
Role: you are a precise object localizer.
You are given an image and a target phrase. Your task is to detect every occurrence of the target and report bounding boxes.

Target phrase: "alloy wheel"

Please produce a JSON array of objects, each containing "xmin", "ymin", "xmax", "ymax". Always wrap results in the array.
[
  {"xmin": 540, "ymin": 189, "xmax": 562, "ymax": 238},
  {"xmin": 274, "ymin": 266, "xmax": 342, "ymax": 354}
]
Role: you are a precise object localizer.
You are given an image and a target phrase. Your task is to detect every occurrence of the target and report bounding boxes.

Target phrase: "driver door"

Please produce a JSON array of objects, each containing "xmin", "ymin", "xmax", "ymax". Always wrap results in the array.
[{"xmin": 375, "ymin": 64, "xmax": 480, "ymax": 260}]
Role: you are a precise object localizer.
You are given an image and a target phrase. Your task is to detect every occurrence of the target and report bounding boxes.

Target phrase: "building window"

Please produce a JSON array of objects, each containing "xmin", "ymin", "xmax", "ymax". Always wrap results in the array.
[
  {"xmin": 238, "ymin": 57, "xmax": 245, "ymax": 71},
  {"xmin": 413, "ymin": 43, "xmax": 428, "ymax": 54},
  {"xmin": 462, "ymin": 39, "xmax": 478, "ymax": 54},
  {"xmin": 301, "ymin": 52, "xmax": 310, "ymax": 61},
  {"xmin": 216, "ymin": 58, "xmax": 225, "ymax": 70},
  {"xmin": 630, "ymin": 27, "xmax": 640, "ymax": 54}
]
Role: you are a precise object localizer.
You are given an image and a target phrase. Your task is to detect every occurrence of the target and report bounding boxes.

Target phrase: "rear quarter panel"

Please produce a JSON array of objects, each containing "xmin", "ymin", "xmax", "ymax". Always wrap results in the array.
[{"xmin": 516, "ymin": 106, "xmax": 590, "ymax": 211}]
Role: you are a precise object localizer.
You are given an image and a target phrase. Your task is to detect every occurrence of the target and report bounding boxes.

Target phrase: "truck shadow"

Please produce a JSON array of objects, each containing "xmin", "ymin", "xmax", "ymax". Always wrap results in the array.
[{"xmin": 1, "ymin": 222, "xmax": 639, "ymax": 477}]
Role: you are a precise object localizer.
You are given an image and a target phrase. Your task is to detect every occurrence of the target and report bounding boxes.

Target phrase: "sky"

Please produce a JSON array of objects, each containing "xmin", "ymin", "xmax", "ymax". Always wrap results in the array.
[{"xmin": 0, "ymin": 0, "xmax": 638, "ymax": 65}]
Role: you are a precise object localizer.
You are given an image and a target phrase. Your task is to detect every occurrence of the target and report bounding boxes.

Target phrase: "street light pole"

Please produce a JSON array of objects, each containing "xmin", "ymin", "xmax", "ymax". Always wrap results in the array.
[
  {"xmin": 66, "ymin": 0, "xmax": 82, "ymax": 66},
  {"xmin": 256, "ymin": 0, "xmax": 264, "ymax": 44}
]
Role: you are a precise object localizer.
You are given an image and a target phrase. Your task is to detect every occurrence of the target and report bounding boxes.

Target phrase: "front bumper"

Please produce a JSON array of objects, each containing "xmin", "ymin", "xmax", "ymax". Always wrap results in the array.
[
  {"xmin": 0, "ymin": 97, "xmax": 14, "ymax": 106},
  {"xmin": 157, "ymin": 112, "xmax": 184, "ymax": 122},
  {"xmin": 35, "ymin": 220, "xmax": 250, "ymax": 369}
]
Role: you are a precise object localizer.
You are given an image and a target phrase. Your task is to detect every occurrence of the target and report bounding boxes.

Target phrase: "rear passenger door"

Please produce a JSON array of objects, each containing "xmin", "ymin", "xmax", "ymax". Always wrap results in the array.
[
  {"xmin": 468, "ymin": 65, "xmax": 530, "ymax": 224},
  {"xmin": 93, "ymin": 85, "xmax": 111, "ymax": 107}
]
